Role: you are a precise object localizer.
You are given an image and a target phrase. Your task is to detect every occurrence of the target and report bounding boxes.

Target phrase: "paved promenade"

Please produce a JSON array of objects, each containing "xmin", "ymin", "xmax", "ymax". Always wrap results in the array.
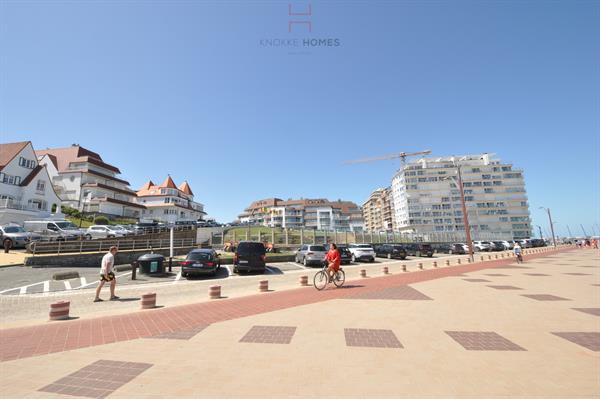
[{"xmin": 0, "ymin": 247, "xmax": 598, "ymax": 398}]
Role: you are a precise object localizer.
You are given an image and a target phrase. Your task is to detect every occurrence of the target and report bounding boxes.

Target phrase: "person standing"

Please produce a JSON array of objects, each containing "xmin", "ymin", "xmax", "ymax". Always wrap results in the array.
[
  {"xmin": 94, "ymin": 246, "xmax": 119, "ymax": 302},
  {"xmin": 513, "ymin": 242, "xmax": 523, "ymax": 263}
]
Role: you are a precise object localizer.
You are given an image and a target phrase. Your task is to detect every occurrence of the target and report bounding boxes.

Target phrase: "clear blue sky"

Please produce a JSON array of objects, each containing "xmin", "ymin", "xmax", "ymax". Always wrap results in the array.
[{"xmin": 1, "ymin": 1, "xmax": 598, "ymax": 236}]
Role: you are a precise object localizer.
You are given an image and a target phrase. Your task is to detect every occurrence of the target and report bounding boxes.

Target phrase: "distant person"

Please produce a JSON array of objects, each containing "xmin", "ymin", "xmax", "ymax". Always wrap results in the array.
[
  {"xmin": 94, "ymin": 246, "xmax": 119, "ymax": 302},
  {"xmin": 326, "ymin": 243, "xmax": 341, "ymax": 282},
  {"xmin": 513, "ymin": 242, "xmax": 523, "ymax": 263}
]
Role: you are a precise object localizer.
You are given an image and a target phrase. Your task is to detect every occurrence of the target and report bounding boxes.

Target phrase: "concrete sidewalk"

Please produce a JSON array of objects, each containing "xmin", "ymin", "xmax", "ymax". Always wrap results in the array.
[{"xmin": 1, "ymin": 247, "xmax": 598, "ymax": 398}]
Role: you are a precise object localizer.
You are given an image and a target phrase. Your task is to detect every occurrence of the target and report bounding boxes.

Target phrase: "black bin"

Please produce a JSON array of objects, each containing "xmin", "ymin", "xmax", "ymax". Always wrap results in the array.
[{"xmin": 138, "ymin": 254, "xmax": 165, "ymax": 275}]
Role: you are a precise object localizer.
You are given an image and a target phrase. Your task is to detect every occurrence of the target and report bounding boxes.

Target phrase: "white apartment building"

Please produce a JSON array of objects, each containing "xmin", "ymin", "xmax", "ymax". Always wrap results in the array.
[
  {"xmin": 136, "ymin": 176, "xmax": 206, "ymax": 223},
  {"xmin": 362, "ymin": 187, "xmax": 395, "ymax": 232},
  {"xmin": 391, "ymin": 154, "xmax": 531, "ymax": 240},
  {"xmin": 239, "ymin": 198, "xmax": 364, "ymax": 231},
  {"xmin": 0, "ymin": 141, "xmax": 63, "ymax": 225},
  {"xmin": 37, "ymin": 144, "xmax": 144, "ymax": 218}
]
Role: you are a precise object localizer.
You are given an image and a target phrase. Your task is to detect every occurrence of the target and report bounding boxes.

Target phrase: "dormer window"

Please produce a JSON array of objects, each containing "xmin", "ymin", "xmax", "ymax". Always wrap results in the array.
[{"xmin": 19, "ymin": 157, "xmax": 36, "ymax": 169}]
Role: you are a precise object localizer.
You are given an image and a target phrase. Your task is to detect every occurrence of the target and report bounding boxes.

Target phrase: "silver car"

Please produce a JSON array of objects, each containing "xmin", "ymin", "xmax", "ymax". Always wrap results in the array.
[
  {"xmin": 84, "ymin": 225, "xmax": 126, "ymax": 240},
  {"xmin": 0, "ymin": 225, "xmax": 41, "ymax": 248},
  {"xmin": 295, "ymin": 245, "xmax": 328, "ymax": 267},
  {"xmin": 348, "ymin": 244, "xmax": 376, "ymax": 262}
]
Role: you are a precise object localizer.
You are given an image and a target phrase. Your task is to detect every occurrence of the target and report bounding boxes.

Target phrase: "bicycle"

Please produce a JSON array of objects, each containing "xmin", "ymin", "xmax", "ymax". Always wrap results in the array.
[{"xmin": 313, "ymin": 263, "xmax": 345, "ymax": 290}]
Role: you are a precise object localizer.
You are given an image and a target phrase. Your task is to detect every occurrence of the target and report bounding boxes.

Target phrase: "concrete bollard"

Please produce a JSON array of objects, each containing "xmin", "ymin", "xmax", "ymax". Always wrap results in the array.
[
  {"xmin": 487, "ymin": 255, "xmax": 492, "ymax": 260},
  {"xmin": 49, "ymin": 301, "xmax": 70, "ymax": 321},
  {"xmin": 418, "ymin": 262, "xmax": 423, "ymax": 270},
  {"xmin": 445, "ymin": 260, "xmax": 450, "ymax": 266},
  {"xmin": 433, "ymin": 261, "xmax": 438, "ymax": 268},
  {"xmin": 457, "ymin": 258, "xmax": 461, "ymax": 264},
  {"xmin": 467, "ymin": 257, "xmax": 472, "ymax": 263},
  {"xmin": 382, "ymin": 266, "xmax": 389, "ymax": 275},
  {"xmin": 495, "ymin": 254, "xmax": 498, "ymax": 259},
  {"xmin": 209, "ymin": 285, "xmax": 221, "ymax": 299},
  {"xmin": 259, "ymin": 280, "xmax": 269, "ymax": 292},
  {"xmin": 141, "ymin": 293, "xmax": 156, "ymax": 309},
  {"xmin": 480, "ymin": 256, "xmax": 485, "ymax": 262},
  {"xmin": 501, "ymin": 253, "xmax": 504, "ymax": 258},
  {"xmin": 402, "ymin": 264, "xmax": 407, "ymax": 272},
  {"xmin": 360, "ymin": 269, "xmax": 367, "ymax": 278},
  {"xmin": 131, "ymin": 261, "xmax": 138, "ymax": 280},
  {"xmin": 299, "ymin": 275, "xmax": 308, "ymax": 286}
]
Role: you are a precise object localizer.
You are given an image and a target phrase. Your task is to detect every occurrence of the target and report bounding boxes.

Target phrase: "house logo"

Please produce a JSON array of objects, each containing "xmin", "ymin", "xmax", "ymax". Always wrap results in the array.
[{"xmin": 259, "ymin": 3, "xmax": 342, "ymax": 53}]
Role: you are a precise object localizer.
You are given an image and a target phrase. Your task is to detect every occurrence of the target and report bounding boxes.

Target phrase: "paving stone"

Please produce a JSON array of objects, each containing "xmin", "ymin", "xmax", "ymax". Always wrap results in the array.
[
  {"xmin": 524, "ymin": 273, "xmax": 550, "ymax": 276},
  {"xmin": 147, "ymin": 324, "xmax": 208, "ymax": 340},
  {"xmin": 521, "ymin": 294, "xmax": 570, "ymax": 301},
  {"xmin": 344, "ymin": 328, "xmax": 403, "ymax": 349},
  {"xmin": 346, "ymin": 285, "xmax": 432, "ymax": 300},
  {"xmin": 239, "ymin": 326, "xmax": 296, "ymax": 344},
  {"xmin": 463, "ymin": 279, "xmax": 491, "ymax": 282},
  {"xmin": 572, "ymin": 308, "xmax": 600, "ymax": 317},
  {"xmin": 445, "ymin": 331, "xmax": 525, "ymax": 351},
  {"xmin": 552, "ymin": 332, "xmax": 600, "ymax": 351},
  {"xmin": 38, "ymin": 359, "xmax": 152, "ymax": 398},
  {"xmin": 487, "ymin": 285, "xmax": 523, "ymax": 290}
]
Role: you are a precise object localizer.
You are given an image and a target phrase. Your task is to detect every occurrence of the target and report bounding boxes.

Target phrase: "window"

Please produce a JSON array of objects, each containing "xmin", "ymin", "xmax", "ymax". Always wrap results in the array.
[
  {"xmin": 484, "ymin": 188, "xmax": 494, "ymax": 193},
  {"xmin": 472, "ymin": 168, "xmax": 481, "ymax": 173},
  {"xmin": 36, "ymin": 180, "xmax": 45, "ymax": 192}
]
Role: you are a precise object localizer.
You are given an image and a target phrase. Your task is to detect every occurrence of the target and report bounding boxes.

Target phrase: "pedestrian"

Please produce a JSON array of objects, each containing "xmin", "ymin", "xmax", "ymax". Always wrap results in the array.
[
  {"xmin": 593, "ymin": 239, "xmax": 598, "ymax": 249},
  {"xmin": 94, "ymin": 246, "xmax": 119, "ymax": 302},
  {"xmin": 513, "ymin": 242, "xmax": 523, "ymax": 264}
]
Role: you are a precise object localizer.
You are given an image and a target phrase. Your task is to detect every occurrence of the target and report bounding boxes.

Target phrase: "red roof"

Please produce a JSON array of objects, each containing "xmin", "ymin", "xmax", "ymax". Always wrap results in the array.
[
  {"xmin": 178, "ymin": 181, "xmax": 194, "ymax": 195},
  {"xmin": 160, "ymin": 175, "xmax": 177, "ymax": 189},
  {"xmin": 0, "ymin": 141, "xmax": 30, "ymax": 171},
  {"xmin": 36, "ymin": 145, "xmax": 121, "ymax": 174}
]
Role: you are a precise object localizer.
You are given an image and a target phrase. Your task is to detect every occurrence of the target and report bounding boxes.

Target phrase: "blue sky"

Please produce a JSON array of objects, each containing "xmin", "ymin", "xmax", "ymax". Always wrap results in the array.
[{"xmin": 1, "ymin": 0, "xmax": 598, "ymax": 235}]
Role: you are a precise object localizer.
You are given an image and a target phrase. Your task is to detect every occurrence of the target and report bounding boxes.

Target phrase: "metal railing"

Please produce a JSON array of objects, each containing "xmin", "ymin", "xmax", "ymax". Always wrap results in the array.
[{"xmin": 30, "ymin": 237, "xmax": 197, "ymax": 255}]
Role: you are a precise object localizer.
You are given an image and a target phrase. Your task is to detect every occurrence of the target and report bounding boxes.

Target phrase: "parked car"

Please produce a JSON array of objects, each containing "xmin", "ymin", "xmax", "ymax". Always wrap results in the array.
[
  {"xmin": 84, "ymin": 225, "xmax": 127, "ymax": 240},
  {"xmin": 0, "ymin": 225, "xmax": 42, "ymax": 248},
  {"xmin": 112, "ymin": 225, "xmax": 134, "ymax": 236},
  {"xmin": 180, "ymin": 249, "xmax": 221, "ymax": 277},
  {"xmin": 517, "ymin": 239, "xmax": 533, "ymax": 248},
  {"xmin": 295, "ymin": 245, "xmax": 328, "ymax": 267},
  {"xmin": 450, "ymin": 243, "xmax": 469, "ymax": 255},
  {"xmin": 23, "ymin": 220, "xmax": 83, "ymax": 241},
  {"xmin": 233, "ymin": 241, "xmax": 266, "ymax": 273},
  {"xmin": 405, "ymin": 243, "xmax": 434, "ymax": 257},
  {"xmin": 375, "ymin": 244, "xmax": 407, "ymax": 260},
  {"xmin": 529, "ymin": 238, "xmax": 546, "ymax": 247},
  {"xmin": 348, "ymin": 244, "xmax": 375, "ymax": 262},
  {"xmin": 498, "ymin": 240, "xmax": 514, "ymax": 250},
  {"xmin": 337, "ymin": 245, "xmax": 353, "ymax": 265},
  {"xmin": 472, "ymin": 241, "xmax": 493, "ymax": 252},
  {"xmin": 132, "ymin": 222, "xmax": 158, "ymax": 234},
  {"xmin": 434, "ymin": 243, "xmax": 453, "ymax": 254},
  {"xmin": 489, "ymin": 241, "xmax": 505, "ymax": 251}
]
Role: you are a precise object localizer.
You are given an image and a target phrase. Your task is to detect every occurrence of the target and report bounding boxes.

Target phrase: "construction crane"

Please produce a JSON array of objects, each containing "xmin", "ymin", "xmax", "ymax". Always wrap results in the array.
[{"xmin": 344, "ymin": 150, "xmax": 432, "ymax": 169}]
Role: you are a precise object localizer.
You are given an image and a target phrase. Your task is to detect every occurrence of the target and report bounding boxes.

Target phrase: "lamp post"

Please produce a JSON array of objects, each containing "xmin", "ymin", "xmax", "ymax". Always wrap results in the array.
[
  {"xmin": 539, "ymin": 207, "xmax": 556, "ymax": 247},
  {"xmin": 536, "ymin": 225, "xmax": 543, "ymax": 240},
  {"xmin": 443, "ymin": 163, "xmax": 474, "ymax": 262}
]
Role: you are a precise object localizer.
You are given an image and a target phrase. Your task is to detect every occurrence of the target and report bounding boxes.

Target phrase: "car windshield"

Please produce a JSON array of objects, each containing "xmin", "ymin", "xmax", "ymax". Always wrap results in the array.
[
  {"xmin": 310, "ymin": 246, "xmax": 326, "ymax": 251},
  {"xmin": 188, "ymin": 252, "xmax": 212, "ymax": 261},
  {"xmin": 56, "ymin": 222, "xmax": 78, "ymax": 229},
  {"xmin": 356, "ymin": 245, "xmax": 372, "ymax": 249},
  {"xmin": 421, "ymin": 244, "xmax": 432, "ymax": 249},
  {"xmin": 237, "ymin": 242, "xmax": 266, "ymax": 255},
  {"xmin": 4, "ymin": 226, "xmax": 25, "ymax": 233}
]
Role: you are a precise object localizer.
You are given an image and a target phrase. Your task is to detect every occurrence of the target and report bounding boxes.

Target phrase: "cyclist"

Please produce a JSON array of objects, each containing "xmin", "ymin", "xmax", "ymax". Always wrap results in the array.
[
  {"xmin": 513, "ymin": 242, "xmax": 523, "ymax": 263},
  {"xmin": 326, "ymin": 243, "xmax": 341, "ymax": 282}
]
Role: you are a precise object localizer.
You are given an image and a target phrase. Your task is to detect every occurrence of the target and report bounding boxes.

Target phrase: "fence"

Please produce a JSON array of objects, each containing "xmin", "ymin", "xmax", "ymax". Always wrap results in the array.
[
  {"xmin": 30, "ymin": 237, "xmax": 197, "ymax": 255},
  {"xmin": 206, "ymin": 227, "xmax": 508, "ymax": 247}
]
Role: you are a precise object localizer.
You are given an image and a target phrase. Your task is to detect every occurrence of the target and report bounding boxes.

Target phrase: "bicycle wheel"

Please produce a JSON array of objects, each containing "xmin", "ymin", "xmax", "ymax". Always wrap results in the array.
[
  {"xmin": 333, "ymin": 269, "xmax": 345, "ymax": 287},
  {"xmin": 313, "ymin": 270, "xmax": 328, "ymax": 291}
]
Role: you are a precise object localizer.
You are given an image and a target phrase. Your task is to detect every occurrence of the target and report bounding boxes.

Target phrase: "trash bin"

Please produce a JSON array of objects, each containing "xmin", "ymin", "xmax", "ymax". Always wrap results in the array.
[{"xmin": 137, "ymin": 254, "xmax": 165, "ymax": 275}]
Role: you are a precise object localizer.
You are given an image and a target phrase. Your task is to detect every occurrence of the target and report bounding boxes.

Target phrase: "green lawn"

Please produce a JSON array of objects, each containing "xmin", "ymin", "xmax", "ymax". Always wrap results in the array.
[{"xmin": 65, "ymin": 216, "xmax": 137, "ymax": 228}]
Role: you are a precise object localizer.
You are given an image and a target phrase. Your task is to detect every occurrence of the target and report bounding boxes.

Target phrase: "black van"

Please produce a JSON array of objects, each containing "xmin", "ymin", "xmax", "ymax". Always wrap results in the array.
[
  {"xmin": 375, "ymin": 244, "xmax": 407, "ymax": 260},
  {"xmin": 233, "ymin": 241, "xmax": 266, "ymax": 273}
]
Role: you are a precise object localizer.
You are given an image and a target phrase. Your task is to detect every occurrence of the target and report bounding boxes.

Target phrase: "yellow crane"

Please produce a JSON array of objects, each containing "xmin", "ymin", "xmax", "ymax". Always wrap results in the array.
[{"xmin": 344, "ymin": 150, "xmax": 432, "ymax": 169}]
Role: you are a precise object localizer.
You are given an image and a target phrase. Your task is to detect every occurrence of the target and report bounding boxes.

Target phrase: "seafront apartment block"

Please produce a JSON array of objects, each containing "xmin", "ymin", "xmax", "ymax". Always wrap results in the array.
[{"xmin": 390, "ymin": 154, "xmax": 532, "ymax": 240}]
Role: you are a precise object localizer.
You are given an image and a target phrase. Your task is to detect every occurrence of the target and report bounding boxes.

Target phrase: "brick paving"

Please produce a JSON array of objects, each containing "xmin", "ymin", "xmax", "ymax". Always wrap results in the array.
[
  {"xmin": 445, "ymin": 331, "xmax": 526, "ymax": 351},
  {"xmin": 38, "ymin": 359, "xmax": 152, "ymax": 398},
  {"xmin": 147, "ymin": 324, "xmax": 208, "ymax": 340},
  {"xmin": 239, "ymin": 326, "xmax": 297, "ymax": 344},
  {"xmin": 551, "ymin": 332, "xmax": 600, "ymax": 352},
  {"xmin": 572, "ymin": 308, "xmax": 600, "ymax": 317},
  {"xmin": 521, "ymin": 294, "xmax": 570, "ymax": 301},
  {"xmin": 0, "ymin": 248, "xmax": 572, "ymax": 362},
  {"xmin": 487, "ymin": 285, "xmax": 523, "ymax": 290},
  {"xmin": 346, "ymin": 285, "xmax": 432, "ymax": 300},
  {"xmin": 344, "ymin": 328, "xmax": 403, "ymax": 348}
]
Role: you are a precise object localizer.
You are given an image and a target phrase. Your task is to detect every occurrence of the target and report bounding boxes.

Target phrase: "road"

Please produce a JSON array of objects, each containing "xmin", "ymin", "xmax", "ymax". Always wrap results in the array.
[{"xmin": 0, "ymin": 255, "xmax": 465, "ymax": 296}]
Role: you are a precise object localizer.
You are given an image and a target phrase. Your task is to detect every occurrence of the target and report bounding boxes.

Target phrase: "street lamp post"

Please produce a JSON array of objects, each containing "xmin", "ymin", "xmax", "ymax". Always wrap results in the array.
[
  {"xmin": 536, "ymin": 225, "xmax": 543, "ymax": 240},
  {"xmin": 539, "ymin": 207, "xmax": 557, "ymax": 247},
  {"xmin": 456, "ymin": 165, "xmax": 474, "ymax": 262}
]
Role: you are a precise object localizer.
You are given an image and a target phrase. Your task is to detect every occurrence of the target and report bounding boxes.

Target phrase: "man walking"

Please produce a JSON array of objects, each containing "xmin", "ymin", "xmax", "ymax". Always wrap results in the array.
[
  {"xmin": 513, "ymin": 242, "xmax": 523, "ymax": 264},
  {"xmin": 94, "ymin": 246, "xmax": 119, "ymax": 302}
]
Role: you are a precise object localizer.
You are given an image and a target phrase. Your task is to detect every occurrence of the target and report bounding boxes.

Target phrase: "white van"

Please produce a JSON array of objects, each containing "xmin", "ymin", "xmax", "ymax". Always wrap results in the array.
[{"xmin": 23, "ymin": 220, "xmax": 84, "ymax": 241}]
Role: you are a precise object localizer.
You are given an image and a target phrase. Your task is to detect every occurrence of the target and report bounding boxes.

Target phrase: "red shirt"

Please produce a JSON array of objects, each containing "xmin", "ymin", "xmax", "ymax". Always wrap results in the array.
[{"xmin": 326, "ymin": 249, "xmax": 341, "ymax": 269}]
